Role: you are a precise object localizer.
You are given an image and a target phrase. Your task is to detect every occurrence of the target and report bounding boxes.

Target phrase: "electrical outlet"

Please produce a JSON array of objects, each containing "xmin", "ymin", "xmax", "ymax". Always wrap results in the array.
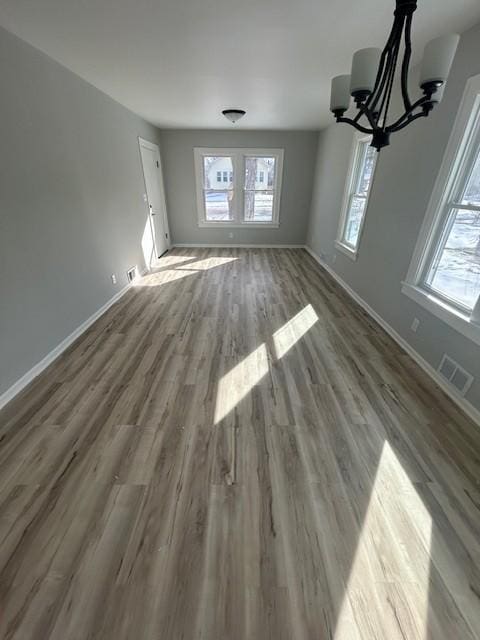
[
  {"xmin": 228, "ymin": 232, "xmax": 234, "ymax": 239},
  {"xmin": 332, "ymin": 253, "xmax": 337, "ymax": 263},
  {"xmin": 411, "ymin": 317, "xmax": 420, "ymax": 332},
  {"xmin": 111, "ymin": 274, "xmax": 117, "ymax": 284}
]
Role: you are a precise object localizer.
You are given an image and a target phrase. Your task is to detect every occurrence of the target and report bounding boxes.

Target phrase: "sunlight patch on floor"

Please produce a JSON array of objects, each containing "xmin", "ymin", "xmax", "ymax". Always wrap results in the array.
[
  {"xmin": 154, "ymin": 255, "xmax": 196, "ymax": 267},
  {"xmin": 172, "ymin": 256, "xmax": 238, "ymax": 271},
  {"xmin": 214, "ymin": 343, "xmax": 269, "ymax": 424},
  {"xmin": 273, "ymin": 304, "xmax": 318, "ymax": 359},
  {"xmin": 335, "ymin": 441, "xmax": 432, "ymax": 639},
  {"xmin": 135, "ymin": 256, "xmax": 239, "ymax": 287}
]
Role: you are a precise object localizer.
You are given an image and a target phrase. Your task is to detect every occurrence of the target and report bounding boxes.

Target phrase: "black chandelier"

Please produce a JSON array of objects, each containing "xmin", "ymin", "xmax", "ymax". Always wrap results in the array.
[{"xmin": 330, "ymin": 0, "xmax": 459, "ymax": 151}]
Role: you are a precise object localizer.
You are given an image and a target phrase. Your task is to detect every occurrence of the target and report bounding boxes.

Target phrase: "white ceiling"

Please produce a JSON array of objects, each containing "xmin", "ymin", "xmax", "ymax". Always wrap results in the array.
[{"xmin": 1, "ymin": 0, "xmax": 479, "ymax": 130}]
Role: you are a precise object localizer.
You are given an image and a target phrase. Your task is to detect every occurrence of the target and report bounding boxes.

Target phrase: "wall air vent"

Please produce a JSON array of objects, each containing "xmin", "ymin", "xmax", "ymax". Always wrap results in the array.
[
  {"xmin": 437, "ymin": 354, "xmax": 474, "ymax": 396},
  {"xmin": 126, "ymin": 266, "xmax": 137, "ymax": 283}
]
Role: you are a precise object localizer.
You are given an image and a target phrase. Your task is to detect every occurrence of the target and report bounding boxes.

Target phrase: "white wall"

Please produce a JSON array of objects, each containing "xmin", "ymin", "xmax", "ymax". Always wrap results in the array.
[
  {"xmin": 306, "ymin": 21, "xmax": 480, "ymax": 415},
  {"xmin": 0, "ymin": 26, "xmax": 161, "ymax": 398}
]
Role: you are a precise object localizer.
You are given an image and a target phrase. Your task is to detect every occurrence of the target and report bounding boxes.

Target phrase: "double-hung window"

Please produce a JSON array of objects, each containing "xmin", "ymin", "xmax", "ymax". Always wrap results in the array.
[
  {"xmin": 194, "ymin": 148, "xmax": 284, "ymax": 227},
  {"xmin": 336, "ymin": 134, "xmax": 377, "ymax": 259},
  {"xmin": 403, "ymin": 74, "xmax": 480, "ymax": 345}
]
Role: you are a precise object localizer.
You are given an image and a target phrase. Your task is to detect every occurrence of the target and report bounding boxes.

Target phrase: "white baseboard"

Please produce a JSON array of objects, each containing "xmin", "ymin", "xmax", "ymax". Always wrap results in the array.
[
  {"xmin": 172, "ymin": 243, "xmax": 305, "ymax": 249},
  {"xmin": 305, "ymin": 245, "xmax": 480, "ymax": 428},
  {"xmin": 0, "ymin": 282, "xmax": 134, "ymax": 411}
]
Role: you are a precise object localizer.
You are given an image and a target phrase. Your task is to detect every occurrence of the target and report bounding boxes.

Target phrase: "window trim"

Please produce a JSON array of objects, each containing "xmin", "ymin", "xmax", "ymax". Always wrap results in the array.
[
  {"xmin": 194, "ymin": 147, "xmax": 284, "ymax": 228},
  {"xmin": 335, "ymin": 133, "xmax": 377, "ymax": 261},
  {"xmin": 402, "ymin": 73, "xmax": 480, "ymax": 345}
]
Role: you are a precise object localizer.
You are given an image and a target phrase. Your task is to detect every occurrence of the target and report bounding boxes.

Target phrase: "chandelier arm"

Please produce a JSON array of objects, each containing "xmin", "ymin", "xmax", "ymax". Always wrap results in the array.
[
  {"xmin": 369, "ymin": 48, "xmax": 394, "ymax": 118},
  {"xmin": 335, "ymin": 117, "xmax": 373, "ymax": 135},
  {"xmin": 367, "ymin": 15, "xmax": 403, "ymax": 114},
  {"xmin": 366, "ymin": 15, "xmax": 403, "ymax": 112},
  {"xmin": 354, "ymin": 104, "xmax": 378, "ymax": 130},
  {"xmin": 387, "ymin": 110, "xmax": 427, "ymax": 133},
  {"xmin": 386, "ymin": 94, "xmax": 433, "ymax": 131},
  {"xmin": 400, "ymin": 13, "xmax": 413, "ymax": 112},
  {"xmin": 365, "ymin": 53, "xmax": 388, "ymax": 113},
  {"xmin": 377, "ymin": 27, "xmax": 402, "ymax": 129}
]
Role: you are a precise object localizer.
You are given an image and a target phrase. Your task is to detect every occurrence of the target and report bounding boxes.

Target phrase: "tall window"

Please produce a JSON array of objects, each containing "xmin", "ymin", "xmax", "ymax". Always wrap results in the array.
[
  {"xmin": 404, "ymin": 74, "xmax": 480, "ymax": 344},
  {"xmin": 194, "ymin": 148, "xmax": 284, "ymax": 227},
  {"xmin": 336, "ymin": 135, "xmax": 377, "ymax": 258},
  {"xmin": 198, "ymin": 155, "xmax": 235, "ymax": 221},
  {"xmin": 244, "ymin": 158, "xmax": 276, "ymax": 222}
]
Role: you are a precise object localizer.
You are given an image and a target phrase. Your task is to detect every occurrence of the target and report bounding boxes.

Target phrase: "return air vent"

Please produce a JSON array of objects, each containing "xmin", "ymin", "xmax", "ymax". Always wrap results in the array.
[
  {"xmin": 437, "ymin": 354, "xmax": 473, "ymax": 396},
  {"xmin": 126, "ymin": 266, "xmax": 137, "ymax": 283}
]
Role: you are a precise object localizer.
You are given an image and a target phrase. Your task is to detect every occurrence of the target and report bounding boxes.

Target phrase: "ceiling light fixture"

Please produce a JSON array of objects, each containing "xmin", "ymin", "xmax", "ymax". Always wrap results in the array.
[
  {"xmin": 330, "ymin": 0, "xmax": 460, "ymax": 151},
  {"xmin": 222, "ymin": 109, "xmax": 246, "ymax": 124}
]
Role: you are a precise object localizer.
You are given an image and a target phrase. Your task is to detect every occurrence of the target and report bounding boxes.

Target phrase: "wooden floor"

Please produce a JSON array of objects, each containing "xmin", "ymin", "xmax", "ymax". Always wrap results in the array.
[{"xmin": 0, "ymin": 248, "xmax": 479, "ymax": 640}]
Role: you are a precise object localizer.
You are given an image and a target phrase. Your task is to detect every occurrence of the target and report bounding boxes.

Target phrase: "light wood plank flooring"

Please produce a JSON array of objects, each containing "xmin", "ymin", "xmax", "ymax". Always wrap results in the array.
[{"xmin": 0, "ymin": 248, "xmax": 479, "ymax": 639}]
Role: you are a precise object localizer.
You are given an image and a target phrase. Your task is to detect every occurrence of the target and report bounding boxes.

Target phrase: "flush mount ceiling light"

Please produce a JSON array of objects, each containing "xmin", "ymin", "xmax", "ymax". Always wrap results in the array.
[
  {"xmin": 222, "ymin": 109, "xmax": 246, "ymax": 124},
  {"xmin": 330, "ymin": 0, "xmax": 460, "ymax": 151}
]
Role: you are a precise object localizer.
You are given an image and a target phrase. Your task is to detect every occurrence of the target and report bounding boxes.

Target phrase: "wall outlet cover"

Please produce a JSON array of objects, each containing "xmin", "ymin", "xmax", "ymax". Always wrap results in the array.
[
  {"xmin": 411, "ymin": 318, "xmax": 420, "ymax": 332},
  {"xmin": 111, "ymin": 274, "xmax": 117, "ymax": 284}
]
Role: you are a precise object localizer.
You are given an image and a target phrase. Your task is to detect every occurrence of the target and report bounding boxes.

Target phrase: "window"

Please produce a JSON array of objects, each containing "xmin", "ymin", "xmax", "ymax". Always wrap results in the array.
[
  {"xmin": 403, "ymin": 74, "xmax": 480, "ymax": 346},
  {"xmin": 198, "ymin": 155, "xmax": 234, "ymax": 222},
  {"xmin": 244, "ymin": 158, "xmax": 276, "ymax": 222},
  {"xmin": 194, "ymin": 148, "xmax": 284, "ymax": 227},
  {"xmin": 336, "ymin": 134, "xmax": 377, "ymax": 259}
]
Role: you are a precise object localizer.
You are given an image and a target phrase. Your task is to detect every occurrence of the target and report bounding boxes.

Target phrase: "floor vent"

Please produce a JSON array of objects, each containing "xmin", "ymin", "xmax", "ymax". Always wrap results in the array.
[
  {"xmin": 126, "ymin": 266, "xmax": 137, "ymax": 283},
  {"xmin": 438, "ymin": 354, "xmax": 473, "ymax": 396}
]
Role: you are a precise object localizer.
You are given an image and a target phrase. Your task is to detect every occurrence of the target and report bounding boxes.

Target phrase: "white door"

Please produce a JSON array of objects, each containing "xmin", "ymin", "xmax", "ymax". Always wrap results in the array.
[{"xmin": 139, "ymin": 138, "xmax": 170, "ymax": 260}]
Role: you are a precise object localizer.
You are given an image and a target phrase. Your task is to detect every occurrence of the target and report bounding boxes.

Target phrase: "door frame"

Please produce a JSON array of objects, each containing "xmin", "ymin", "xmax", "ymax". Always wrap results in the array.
[{"xmin": 138, "ymin": 137, "xmax": 171, "ymax": 262}]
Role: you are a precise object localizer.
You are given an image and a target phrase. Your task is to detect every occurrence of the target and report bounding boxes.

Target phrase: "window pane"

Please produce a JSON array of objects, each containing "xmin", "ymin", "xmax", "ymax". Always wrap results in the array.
[
  {"xmin": 203, "ymin": 156, "xmax": 233, "ymax": 188},
  {"xmin": 344, "ymin": 196, "xmax": 367, "ymax": 246},
  {"xmin": 244, "ymin": 191, "xmax": 274, "ymax": 222},
  {"xmin": 204, "ymin": 190, "xmax": 234, "ymax": 221},
  {"xmin": 427, "ymin": 208, "xmax": 480, "ymax": 309},
  {"xmin": 357, "ymin": 144, "xmax": 376, "ymax": 195},
  {"xmin": 245, "ymin": 157, "xmax": 276, "ymax": 190},
  {"xmin": 461, "ymin": 148, "xmax": 480, "ymax": 206}
]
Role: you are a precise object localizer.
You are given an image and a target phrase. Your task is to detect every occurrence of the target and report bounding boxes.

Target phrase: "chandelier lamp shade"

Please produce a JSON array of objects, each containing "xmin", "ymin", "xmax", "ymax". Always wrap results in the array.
[{"xmin": 329, "ymin": 0, "xmax": 460, "ymax": 151}]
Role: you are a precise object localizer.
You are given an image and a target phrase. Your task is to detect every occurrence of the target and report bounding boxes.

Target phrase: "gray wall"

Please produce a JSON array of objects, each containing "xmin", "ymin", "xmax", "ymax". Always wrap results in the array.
[
  {"xmin": 0, "ymin": 26, "xmax": 161, "ymax": 397},
  {"xmin": 306, "ymin": 21, "xmax": 480, "ymax": 413},
  {"xmin": 159, "ymin": 129, "xmax": 318, "ymax": 246}
]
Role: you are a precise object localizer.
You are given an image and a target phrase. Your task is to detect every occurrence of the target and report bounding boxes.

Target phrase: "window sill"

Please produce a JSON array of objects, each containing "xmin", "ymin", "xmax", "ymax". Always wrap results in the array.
[
  {"xmin": 335, "ymin": 240, "xmax": 358, "ymax": 261},
  {"xmin": 198, "ymin": 221, "xmax": 280, "ymax": 229},
  {"xmin": 401, "ymin": 282, "xmax": 480, "ymax": 347}
]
